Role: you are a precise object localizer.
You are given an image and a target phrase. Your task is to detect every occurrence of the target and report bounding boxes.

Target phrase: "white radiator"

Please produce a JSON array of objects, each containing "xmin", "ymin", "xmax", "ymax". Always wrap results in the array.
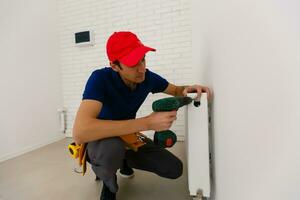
[{"xmin": 185, "ymin": 93, "xmax": 211, "ymax": 199}]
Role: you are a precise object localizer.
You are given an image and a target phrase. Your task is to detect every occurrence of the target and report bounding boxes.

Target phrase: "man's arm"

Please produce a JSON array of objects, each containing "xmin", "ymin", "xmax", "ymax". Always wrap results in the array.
[
  {"xmin": 73, "ymin": 100, "xmax": 146, "ymax": 144},
  {"xmin": 72, "ymin": 99, "xmax": 177, "ymax": 144},
  {"xmin": 163, "ymin": 83, "xmax": 212, "ymax": 100},
  {"xmin": 163, "ymin": 83, "xmax": 186, "ymax": 97}
]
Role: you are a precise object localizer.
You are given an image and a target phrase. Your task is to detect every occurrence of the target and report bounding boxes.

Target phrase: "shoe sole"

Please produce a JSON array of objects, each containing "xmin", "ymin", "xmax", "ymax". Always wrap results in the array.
[{"xmin": 118, "ymin": 170, "xmax": 135, "ymax": 178}]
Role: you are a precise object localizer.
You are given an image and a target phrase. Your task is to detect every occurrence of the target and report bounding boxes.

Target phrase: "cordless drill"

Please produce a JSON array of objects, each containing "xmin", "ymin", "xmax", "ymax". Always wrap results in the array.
[{"xmin": 152, "ymin": 96, "xmax": 193, "ymax": 148}]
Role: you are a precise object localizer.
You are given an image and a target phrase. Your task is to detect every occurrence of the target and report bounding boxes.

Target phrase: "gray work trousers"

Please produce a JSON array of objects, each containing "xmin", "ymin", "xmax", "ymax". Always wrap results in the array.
[{"xmin": 86, "ymin": 136, "xmax": 183, "ymax": 193}]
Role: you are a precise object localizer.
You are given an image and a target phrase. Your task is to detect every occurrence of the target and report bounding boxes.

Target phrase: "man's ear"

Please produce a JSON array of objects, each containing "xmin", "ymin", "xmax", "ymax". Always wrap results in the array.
[{"xmin": 110, "ymin": 62, "xmax": 119, "ymax": 72}]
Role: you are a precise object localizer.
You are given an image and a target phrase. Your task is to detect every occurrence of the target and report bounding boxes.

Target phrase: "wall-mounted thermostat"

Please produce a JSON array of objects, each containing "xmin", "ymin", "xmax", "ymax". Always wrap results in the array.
[{"xmin": 74, "ymin": 30, "xmax": 94, "ymax": 46}]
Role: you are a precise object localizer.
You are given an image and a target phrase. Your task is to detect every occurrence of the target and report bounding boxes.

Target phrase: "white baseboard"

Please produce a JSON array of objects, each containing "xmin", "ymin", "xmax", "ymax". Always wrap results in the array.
[{"xmin": 0, "ymin": 134, "xmax": 65, "ymax": 163}]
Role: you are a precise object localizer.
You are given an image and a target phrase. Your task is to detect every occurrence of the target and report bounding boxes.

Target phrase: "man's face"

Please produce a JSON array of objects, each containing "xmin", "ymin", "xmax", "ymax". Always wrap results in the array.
[{"xmin": 114, "ymin": 57, "xmax": 146, "ymax": 84}]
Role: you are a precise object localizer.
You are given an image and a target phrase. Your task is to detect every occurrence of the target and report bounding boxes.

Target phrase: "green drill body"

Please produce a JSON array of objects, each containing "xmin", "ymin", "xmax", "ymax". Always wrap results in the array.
[{"xmin": 152, "ymin": 96, "xmax": 193, "ymax": 148}]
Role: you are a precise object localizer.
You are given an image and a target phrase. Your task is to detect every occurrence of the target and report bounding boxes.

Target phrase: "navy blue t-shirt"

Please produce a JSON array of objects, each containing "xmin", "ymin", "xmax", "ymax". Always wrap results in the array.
[{"xmin": 82, "ymin": 67, "xmax": 169, "ymax": 120}]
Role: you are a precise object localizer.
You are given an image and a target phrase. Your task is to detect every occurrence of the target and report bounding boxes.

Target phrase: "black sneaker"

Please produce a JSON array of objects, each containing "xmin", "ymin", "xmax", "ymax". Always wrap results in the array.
[
  {"xmin": 119, "ymin": 159, "xmax": 134, "ymax": 178},
  {"xmin": 100, "ymin": 183, "xmax": 116, "ymax": 200}
]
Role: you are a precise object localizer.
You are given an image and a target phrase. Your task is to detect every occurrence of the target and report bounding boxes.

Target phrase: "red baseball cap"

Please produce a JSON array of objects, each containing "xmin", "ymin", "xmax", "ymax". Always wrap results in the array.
[{"xmin": 106, "ymin": 31, "xmax": 156, "ymax": 67}]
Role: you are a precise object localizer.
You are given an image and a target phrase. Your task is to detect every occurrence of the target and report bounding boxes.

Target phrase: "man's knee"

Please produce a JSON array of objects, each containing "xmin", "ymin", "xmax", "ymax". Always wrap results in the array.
[
  {"xmin": 167, "ymin": 158, "xmax": 183, "ymax": 179},
  {"xmin": 159, "ymin": 157, "xmax": 183, "ymax": 179}
]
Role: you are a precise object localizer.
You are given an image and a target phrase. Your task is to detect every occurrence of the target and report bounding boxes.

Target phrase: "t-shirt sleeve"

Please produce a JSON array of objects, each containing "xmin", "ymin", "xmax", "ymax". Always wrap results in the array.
[
  {"xmin": 82, "ymin": 70, "xmax": 107, "ymax": 103},
  {"xmin": 148, "ymin": 70, "xmax": 169, "ymax": 94}
]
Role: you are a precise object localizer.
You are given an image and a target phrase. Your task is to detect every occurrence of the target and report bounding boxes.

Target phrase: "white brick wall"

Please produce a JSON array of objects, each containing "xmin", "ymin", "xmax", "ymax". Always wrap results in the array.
[{"xmin": 57, "ymin": 0, "xmax": 192, "ymax": 140}]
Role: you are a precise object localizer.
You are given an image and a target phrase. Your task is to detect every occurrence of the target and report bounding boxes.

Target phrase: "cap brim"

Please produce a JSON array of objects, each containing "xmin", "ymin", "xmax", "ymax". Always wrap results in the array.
[{"xmin": 119, "ymin": 46, "xmax": 156, "ymax": 67}]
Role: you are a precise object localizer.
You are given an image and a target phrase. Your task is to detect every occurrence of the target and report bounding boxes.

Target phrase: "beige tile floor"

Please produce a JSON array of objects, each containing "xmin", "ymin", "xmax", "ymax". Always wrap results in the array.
[{"xmin": 0, "ymin": 138, "xmax": 192, "ymax": 200}]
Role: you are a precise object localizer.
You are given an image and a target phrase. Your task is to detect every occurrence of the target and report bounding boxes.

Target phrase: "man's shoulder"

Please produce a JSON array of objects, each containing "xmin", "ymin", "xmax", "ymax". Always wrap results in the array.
[
  {"xmin": 91, "ymin": 67, "xmax": 112, "ymax": 75},
  {"xmin": 145, "ymin": 68, "xmax": 164, "ymax": 80},
  {"xmin": 89, "ymin": 67, "xmax": 113, "ymax": 80},
  {"xmin": 145, "ymin": 68, "xmax": 156, "ymax": 78}
]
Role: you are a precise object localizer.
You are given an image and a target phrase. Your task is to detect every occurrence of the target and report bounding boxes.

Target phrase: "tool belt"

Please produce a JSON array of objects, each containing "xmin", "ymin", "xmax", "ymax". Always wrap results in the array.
[
  {"xmin": 68, "ymin": 132, "xmax": 147, "ymax": 176},
  {"xmin": 120, "ymin": 132, "xmax": 147, "ymax": 151}
]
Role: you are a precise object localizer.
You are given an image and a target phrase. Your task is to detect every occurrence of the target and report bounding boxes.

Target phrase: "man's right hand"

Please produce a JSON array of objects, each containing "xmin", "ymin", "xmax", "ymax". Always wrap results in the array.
[{"xmin": 146, "ymin": 110, "xmax": 177, "ymax": 131}]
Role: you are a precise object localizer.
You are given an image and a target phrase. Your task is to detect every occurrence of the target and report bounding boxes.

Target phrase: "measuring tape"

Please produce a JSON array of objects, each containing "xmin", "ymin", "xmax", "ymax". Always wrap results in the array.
[{"xmin": 68, "ymin": 142, "xmax": 81, "ymax": 159}]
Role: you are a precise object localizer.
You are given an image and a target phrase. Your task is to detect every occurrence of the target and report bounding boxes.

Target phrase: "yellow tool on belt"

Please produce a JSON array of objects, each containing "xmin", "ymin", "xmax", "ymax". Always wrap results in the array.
[{"xmin": 68, "ymin": 142, "xmax": 87, "ymax": 176}]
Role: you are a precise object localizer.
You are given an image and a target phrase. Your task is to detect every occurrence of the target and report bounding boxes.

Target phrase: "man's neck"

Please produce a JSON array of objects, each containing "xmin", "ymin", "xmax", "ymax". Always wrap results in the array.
[{"xmin": 120, "ymin": 76, "xmax": 137, "ymax": 91}]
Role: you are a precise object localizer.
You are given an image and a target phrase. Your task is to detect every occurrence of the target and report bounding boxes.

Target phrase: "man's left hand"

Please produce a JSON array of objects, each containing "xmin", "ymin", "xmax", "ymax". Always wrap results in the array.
[{"xmin": 182, "ymin": 85, "xmax": 212, "ymax": 101}]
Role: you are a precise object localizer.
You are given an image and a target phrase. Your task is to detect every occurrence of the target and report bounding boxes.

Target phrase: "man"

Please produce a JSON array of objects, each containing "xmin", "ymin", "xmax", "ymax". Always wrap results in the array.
[{"xmin": 73, "ymin": 31, "xmax": 212, "ymax": 200}]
